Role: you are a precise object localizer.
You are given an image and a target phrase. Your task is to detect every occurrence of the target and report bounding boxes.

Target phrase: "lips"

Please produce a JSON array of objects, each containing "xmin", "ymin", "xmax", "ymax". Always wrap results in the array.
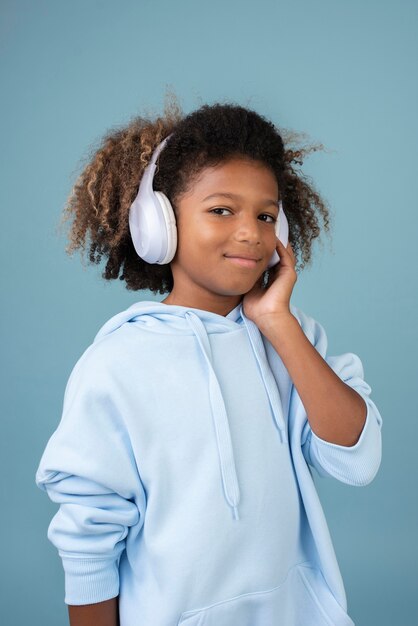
[
  {"xmin": 224, "ymin": 254, "xmax": 261, "ymax": 261},
  {"xmin": 224, "ymin": 255, "xmax": 260, "ymax": 268}
]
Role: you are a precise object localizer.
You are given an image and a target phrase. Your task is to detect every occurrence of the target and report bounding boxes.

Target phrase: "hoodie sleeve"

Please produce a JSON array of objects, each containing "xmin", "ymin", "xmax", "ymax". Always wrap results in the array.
[
  {"xmin": 289, "ymin": 306, "xmax": 383, "ymax": 486},
  {"xmin": 35, "ymin": 346, "xmax": 146, "ymax": 605}
]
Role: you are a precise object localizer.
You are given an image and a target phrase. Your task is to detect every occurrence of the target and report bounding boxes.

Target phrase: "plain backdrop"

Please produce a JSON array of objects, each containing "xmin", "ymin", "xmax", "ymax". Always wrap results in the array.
[{"xmin": 1, "ymin": 1, "xmax": 417, "ymax": 624}]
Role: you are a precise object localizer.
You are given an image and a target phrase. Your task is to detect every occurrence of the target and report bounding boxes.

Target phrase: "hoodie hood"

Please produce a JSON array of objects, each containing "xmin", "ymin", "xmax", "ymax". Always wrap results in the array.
[{"xmin": 94, "ymin": 299, "xmax": 288, "ymax": 522}]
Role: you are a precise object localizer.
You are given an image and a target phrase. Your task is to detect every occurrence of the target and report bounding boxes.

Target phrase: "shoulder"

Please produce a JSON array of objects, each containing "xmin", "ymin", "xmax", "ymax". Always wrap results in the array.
[
  {"xmin": 65, "ymin": 325, "xmax": 139, "ymax": 395},
  {"xmin": 289, "ymin": 303, "xmax": 327, "ymax": 345},
  {"xmin": 289, "ymin": 302, "xmax": 310, "ymax": 327}
]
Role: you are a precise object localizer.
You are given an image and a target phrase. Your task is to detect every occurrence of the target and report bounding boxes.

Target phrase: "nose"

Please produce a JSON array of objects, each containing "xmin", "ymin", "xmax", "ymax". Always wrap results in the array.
[{"xmin": 234, "ymin": 213, "xmax": 262, "ymax": 244}]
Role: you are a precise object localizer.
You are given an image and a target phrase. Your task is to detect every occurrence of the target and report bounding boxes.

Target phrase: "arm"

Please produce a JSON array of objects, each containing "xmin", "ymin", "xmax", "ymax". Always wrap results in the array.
[
  {"xmin": 35, "ymin": 348, "xmax": 146, "ymax": 605},
  {"xmin": 263, "ymin": 307, "xmax": 383, "ymax": 485},
  {"xmin": 260, "ymin": 312, "xmax": 367, "ymax": 446},
  {"xmin": 243, "ymin": 238, "xmax": 382, "ymax": 484},
  {"xmin": 68, "ymin": 596, "xmax": 119, "ymax": 626}
]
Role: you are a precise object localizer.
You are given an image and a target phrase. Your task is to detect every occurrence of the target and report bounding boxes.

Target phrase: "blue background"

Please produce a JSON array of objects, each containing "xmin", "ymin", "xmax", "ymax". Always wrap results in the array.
[{"xmin": 1, "ymin": 1, "xmax": 417, "ymax": 624}]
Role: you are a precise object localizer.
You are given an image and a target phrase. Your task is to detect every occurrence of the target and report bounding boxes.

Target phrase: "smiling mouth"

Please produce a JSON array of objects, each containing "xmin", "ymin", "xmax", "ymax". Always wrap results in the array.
[{"xmin": 224, "ymin": 256, "xmax": 259, "ymax": 268}]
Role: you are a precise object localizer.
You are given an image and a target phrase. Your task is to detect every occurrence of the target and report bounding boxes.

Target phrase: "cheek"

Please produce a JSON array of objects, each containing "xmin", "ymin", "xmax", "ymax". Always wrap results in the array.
[
  {"xmin": 179, "ymin": 220, "xmax": 223, "ymax": 249},
  {"xmin": 266, "ymin": 227, "xmax": 278, "ymax": 248}
]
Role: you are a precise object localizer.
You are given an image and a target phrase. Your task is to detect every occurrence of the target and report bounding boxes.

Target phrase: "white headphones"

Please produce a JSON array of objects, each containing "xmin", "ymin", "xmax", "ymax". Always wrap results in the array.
[{"xmin": 128, "ymin": 133, "xmax": 289, "ymax": 268}]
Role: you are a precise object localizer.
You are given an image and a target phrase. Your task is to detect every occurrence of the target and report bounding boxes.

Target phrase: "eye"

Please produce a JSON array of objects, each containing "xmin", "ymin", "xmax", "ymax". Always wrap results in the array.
[
  {"xmin": 210, "ymin": 207, "xmax": 232, "ymax": 216},
  {"xmin": 210, "ymin": 208, "xmax": 277, "ymax": 222},
  {"xmin": 259, "ymin": 214, "xmax": 278, "ymax": 223}
]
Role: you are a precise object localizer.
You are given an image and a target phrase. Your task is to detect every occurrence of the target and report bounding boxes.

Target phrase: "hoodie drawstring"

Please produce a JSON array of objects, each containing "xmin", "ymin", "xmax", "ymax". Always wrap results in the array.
[
  {"xmin": 185, "ymin": 312, "xmax": 241, "ymax": 521},
  {"xmin": 184, "ymin": 309, "xmax": 287, "ymax": 523},
  {"xmin": 241, "ymin": 314, "xmax": 288, "ymax": 445}
]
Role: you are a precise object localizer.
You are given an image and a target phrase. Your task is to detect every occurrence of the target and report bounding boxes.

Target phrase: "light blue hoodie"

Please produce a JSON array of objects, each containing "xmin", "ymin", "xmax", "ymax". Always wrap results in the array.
[{"xmin": 35, "ymin": 300, "xmax": 383, "ymax": 626}]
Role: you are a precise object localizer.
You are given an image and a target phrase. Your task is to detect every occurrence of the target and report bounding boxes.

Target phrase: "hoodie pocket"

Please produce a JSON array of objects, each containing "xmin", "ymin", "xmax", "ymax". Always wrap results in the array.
[{"xmin": 177, "ymin": 561, "xmax": 354, "ymax": 626}]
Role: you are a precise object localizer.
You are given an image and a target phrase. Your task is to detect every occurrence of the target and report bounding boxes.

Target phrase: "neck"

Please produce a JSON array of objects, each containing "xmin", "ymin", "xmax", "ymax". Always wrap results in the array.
[{"xmin": 161, "ymin": 293, "xmax": 243, "ymax": 317}]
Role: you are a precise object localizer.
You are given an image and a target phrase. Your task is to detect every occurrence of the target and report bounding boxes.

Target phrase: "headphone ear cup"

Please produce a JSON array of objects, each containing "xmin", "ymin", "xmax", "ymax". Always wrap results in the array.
[{"xmin": 154, "ymin": 191, "xmax": 178, "ymax": 264}]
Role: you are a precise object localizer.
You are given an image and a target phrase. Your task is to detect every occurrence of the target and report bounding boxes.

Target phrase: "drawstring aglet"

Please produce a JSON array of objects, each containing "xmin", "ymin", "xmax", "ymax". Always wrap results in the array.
[{"xmin": 232, "ymin": 505, "xmax": 240, "ymax": 521}]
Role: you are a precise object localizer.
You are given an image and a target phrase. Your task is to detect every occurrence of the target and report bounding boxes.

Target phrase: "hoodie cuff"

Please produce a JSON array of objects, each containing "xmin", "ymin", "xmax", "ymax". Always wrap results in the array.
[
  {"xmin": 308, "ymin": 395, "xmax": 382, "ymax": 486},
  {"xmin": 59, "ymin": 554, "xmax": 120, "ymax": 605}
]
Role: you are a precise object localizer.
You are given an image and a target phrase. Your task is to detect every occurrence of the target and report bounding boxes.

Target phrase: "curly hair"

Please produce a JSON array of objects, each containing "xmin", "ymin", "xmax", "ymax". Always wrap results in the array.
[{"xmin": 58, "ymin": 90, "xmax": 333, "ymax": 294}]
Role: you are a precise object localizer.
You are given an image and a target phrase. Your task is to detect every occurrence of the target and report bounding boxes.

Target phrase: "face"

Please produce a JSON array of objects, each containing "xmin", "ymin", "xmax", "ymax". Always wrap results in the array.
[{"xmin": 162, "ymin": 157, "xmax": 280, "ymax": 316}]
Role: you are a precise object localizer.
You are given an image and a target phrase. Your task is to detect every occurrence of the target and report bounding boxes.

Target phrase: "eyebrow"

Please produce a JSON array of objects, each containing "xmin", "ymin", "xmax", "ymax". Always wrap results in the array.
[{"xmin": 202, "ymin": 192, "xmax": 279, "ymax": 207}]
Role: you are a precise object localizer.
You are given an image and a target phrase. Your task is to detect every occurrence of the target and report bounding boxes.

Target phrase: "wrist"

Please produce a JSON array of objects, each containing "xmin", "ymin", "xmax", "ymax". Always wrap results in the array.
[{"xmin": 257, "ymin": 311, "xmax": 298, "ymax": 337}]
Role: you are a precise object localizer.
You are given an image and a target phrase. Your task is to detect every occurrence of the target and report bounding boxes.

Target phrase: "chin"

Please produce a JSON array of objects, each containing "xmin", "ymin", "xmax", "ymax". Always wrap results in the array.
[{"xmin": 217, "ymin": 284, "xmax": 256, "ymax": 297}]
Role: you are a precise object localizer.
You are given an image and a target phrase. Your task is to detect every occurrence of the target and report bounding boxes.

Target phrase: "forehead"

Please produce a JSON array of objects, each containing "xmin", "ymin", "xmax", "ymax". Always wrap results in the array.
[{"xmin": 188, "ymin": 157, "xmax": 278, "ymax": 196}]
